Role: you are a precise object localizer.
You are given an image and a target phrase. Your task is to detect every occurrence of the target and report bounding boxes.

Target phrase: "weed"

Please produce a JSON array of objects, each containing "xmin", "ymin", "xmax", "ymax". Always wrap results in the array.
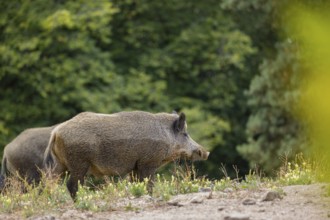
[
  {"xmin": 127, "ymin": 180, "xmax": 148, "ymax": 198},
  {"xmin": 153, "ymin": 174, "xmax": 176, "ymax": 201},
  {"xmin": 75, "ymin": 184, "xmax": 100, "ymax": 211},
  {"xmin": 213, "ymin": 177, "xmax": 232, "ymax": 191},
  {"xmin": 241, "ymin": 170, "xmax": 263, "ymax": 190},
  {"xmin": 278, "ymin": 153, "xmax": 316, "ymax": 185}
]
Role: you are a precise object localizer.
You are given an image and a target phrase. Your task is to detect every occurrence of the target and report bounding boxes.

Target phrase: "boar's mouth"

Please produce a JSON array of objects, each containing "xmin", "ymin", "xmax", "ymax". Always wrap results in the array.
[
  {"xmin": 190, "ymin": 149, "xmax": 210, "ymax": 161},
  {"xmin": 162, "ymin": 149, "xmax": 210, "ymax": 164},
  {"xmin": 178, "ymin": 149, "xmax": 209, "ymax": 161}
]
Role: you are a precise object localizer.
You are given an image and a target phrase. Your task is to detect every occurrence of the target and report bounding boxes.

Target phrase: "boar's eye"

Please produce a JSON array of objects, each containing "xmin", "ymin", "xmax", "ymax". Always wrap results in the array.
[{"xmin": 183, "ymin": 132, "xmax": 188, "ymax": 137}]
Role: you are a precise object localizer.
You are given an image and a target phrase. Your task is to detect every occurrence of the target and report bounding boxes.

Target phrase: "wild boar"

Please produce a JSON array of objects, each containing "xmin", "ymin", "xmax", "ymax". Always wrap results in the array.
[
  {"xmin": 0, "ymin": 126, "xmax": 54, "ymax": 191},
  {"xmin": 44, "ymin": 111, "xmax": 210, "ymax": 200}
]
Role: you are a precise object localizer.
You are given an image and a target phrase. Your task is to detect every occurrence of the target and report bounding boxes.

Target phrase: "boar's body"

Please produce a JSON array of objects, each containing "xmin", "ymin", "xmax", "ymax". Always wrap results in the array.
[
  {"xmin": 44, "ymin": 111, "xmax": 209, "ymax": 200},
  {"xmin": 0, "ymin": 126, "xmax": 53, "ymax": 190}
]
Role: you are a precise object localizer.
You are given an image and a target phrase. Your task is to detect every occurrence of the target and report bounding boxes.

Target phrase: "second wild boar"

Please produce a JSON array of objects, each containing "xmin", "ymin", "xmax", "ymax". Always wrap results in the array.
[
  {"xmin": 0, "ymin": 126, "xmax": 54, "ymax": 191},
  {"xmin": 44, "ymin": 111, "xmax": 210, "ymax": 200}
]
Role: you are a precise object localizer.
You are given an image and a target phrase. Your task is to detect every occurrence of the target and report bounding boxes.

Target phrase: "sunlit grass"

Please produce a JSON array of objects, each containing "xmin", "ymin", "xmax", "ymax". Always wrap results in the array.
[
  {"xmin": 0, "ymin": 157, "xmax": 322, "ymax": 217},
  {"xmin": 0, "ymin": 167, "xmax": 234, "ymax": 216},
  {"xmin": 0, "ymin": 174, "xmax": 71, "ymax": 218},
  {"xmin": 0, "ymin": 168, "xmax": 224, "ymax": 216},
  {"xmin": 277, "ymin": 153, "xmax": 317, "ymax": 186}
]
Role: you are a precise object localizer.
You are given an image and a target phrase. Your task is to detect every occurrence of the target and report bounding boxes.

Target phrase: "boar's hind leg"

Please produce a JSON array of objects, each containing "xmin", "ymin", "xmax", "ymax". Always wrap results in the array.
[
  {"xmin": 136, "ymin": 164, "xmax": 158, "ymax": 194},
  {"xmin": 66, "ymin": 162, "xmax": 89, "ymax": 201}
]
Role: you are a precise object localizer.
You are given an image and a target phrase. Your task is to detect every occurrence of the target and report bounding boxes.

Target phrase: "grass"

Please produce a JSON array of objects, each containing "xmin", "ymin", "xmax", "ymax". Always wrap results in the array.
[
  {"xmin": 277, "ymin": 153, "xmax": 318, "ymax": 185},
  {"xmin": 0, "ymin": 154, "xmax": 324, "ymax": 218}
]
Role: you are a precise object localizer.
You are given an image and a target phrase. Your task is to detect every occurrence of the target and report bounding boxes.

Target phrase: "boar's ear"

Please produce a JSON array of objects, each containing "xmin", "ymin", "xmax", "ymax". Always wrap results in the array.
[{"xmin": 174, "ymin": 112, "xmax": 186, "ymax": 132}]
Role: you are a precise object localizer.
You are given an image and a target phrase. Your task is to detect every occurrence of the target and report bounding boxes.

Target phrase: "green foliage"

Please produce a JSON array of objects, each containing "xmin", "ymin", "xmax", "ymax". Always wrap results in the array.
[
  {"xmin": 153, "ymin": 170, "xmax": 213, "ymax": 201},
  {"xmin": 277, "ymin": 154, "xmax": 316, "ymax": 186},
  {"xmin": 75, "ymin": 185, "xmax": 106, "ymax": 211},
  {"xmin": 0, "ymin": 0, "xmax": 257, "ymax": 178},
  {"xmin": 213, "ymin": 177, "xmax": 232, "ymax": 191},
  {"xmin": 237, "ymin": 41, "xmax": 304, "ymax": 173},
  {"xmin": 0, "ymin": 0, "xmax": 120, "ymax": 150},
  {"xmin": 279, "ymin": 161, "xmax": 313, "ymax": 185},
  {"xmin": 222, "ymin": 0, "xmax": 316, "ymax": 175},
  {"xmin": 127, "ymin": 180, "xmax": 148, "ymax": 198},
  {"xmin": 240, "ymin": 170, "xmax": 264, "ymax": 190}
]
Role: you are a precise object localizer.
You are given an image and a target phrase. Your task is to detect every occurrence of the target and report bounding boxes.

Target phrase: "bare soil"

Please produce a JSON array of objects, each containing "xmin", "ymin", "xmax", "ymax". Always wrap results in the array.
[{"xmin": 1, "ymin": 184, "xmax": 330, "ymax": 220}]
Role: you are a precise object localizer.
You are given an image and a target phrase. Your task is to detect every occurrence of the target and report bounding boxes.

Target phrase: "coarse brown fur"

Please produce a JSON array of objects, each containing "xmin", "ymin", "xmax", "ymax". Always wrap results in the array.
[{"xmin": 44, "ymin": 111, "xmax": 209, "ymax": 200}]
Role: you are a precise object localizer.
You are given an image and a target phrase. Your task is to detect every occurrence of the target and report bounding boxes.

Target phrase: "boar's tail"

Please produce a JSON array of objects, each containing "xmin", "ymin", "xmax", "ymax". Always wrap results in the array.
[
  {"xmin": 43, "ymin": 132, "xmax": 56, "ymax": 171},
  {"xmin": 0, "ymin": 156, "xmax": 8, "ymax": 191}
]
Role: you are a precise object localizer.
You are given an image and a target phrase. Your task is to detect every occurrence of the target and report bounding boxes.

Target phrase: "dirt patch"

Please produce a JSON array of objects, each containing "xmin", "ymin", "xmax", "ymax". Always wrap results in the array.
[
  {"xmin": 107, "ymin": 184, "xmax": 330, "ymax": 220},
  {"xmin": 1, "ymin": 184, "xmax": 329, "ymax": 220}
]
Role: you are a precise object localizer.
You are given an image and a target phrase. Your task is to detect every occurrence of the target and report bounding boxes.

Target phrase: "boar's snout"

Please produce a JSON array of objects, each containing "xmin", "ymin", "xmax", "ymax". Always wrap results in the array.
[{"xmin": 191, "ymin": 148, "xmax": 210, "ymax": 161}]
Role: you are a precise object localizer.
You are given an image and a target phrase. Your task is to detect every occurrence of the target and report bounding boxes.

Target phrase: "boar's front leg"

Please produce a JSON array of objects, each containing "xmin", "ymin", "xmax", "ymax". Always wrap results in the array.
[{"xmin": 136, "ymin": 163, "xmax": 158, "ymax": 194}]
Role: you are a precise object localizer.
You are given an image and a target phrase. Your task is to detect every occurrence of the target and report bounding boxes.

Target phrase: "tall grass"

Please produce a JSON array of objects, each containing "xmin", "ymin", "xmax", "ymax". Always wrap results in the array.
[
  {"xmin": 0, "ymin": 154, "xmax": 321, "ymax": 217},
  {"xmin": 0, "ymin": 174, "xmax": 71, "ymax": 217},
  {"xmin": 277, "ymin": 153, "xmax": 318, "ymax": 185},
  {"xmin": 0, "ymin": 164, "xmax": 233, "ymax": 216}
]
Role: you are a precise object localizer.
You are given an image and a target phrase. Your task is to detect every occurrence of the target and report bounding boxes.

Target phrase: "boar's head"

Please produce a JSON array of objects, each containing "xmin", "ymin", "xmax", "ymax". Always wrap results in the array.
[{"xmin": 173, "ymin": 113, "xmax": 210, "ymax": 161}]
